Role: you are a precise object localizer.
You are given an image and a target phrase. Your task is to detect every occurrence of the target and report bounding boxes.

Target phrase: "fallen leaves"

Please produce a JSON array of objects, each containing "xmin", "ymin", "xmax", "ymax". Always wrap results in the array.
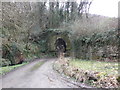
[{"xmin": 53, "ymin": 58, "xmax": 120, "ymax": 88}]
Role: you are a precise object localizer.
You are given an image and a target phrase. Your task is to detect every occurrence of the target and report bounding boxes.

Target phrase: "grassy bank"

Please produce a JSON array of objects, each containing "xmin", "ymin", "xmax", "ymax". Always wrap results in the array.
[
  {"xmin": 54, "ymin": 58, "xmax": 119, "ymax": 88},
  {"xmin": 69, "ymin": 59, "xmax": 119, "ymax": 76},
  {"xmin": 0, "ymin": 62, "xmax": 28, "ymax": 75}
]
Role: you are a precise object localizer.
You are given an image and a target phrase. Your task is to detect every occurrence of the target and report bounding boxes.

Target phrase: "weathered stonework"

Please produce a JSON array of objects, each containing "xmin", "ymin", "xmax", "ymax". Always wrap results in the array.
[{"xmin": 46, "ymin": 29, "xmax": 72, "ymax": 56}]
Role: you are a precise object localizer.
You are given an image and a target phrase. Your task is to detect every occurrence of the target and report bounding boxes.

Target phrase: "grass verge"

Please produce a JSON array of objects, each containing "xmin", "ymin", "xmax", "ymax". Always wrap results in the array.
[
  {"xmin": 0, "ymin": 62, "xmax": 28, "ymax": 75},
  {"xmin": 30, "ymin": 61, "xmax": 45, "ymax": 71},
  {"xmin": 54, "ymin": 58, "xmax": 120, "ymax": 88},
  {"xmin": 69, "ymin": 59, "xmax": 119, "ymax": 76}
]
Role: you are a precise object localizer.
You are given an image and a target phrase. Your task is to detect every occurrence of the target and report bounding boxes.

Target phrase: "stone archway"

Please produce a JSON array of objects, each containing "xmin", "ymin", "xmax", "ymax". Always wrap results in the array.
[
  {"xmin": 55, "ymin": 38, "xmax": 67, "ymax": 53},
  {"xmin": 47, "ymin": 30, "xmax": 72, "ymax": 57}
]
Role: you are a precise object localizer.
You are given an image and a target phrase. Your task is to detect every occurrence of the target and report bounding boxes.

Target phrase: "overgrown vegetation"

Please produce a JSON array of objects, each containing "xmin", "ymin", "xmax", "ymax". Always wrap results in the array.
[
  {"xmin": 1, "ymin": 1, "xmax": 119, "ymax": 88},
  {"xmin": 1, "ymin": 1, "xmax": 118, "ymax": 66},
  {"xmin": 73, "ymin": 29, "xmax": 118, "ymax": 61},
  {"xmin": 69, "ymin": 59, "xmax": 118, "ymax": 76},
  {"xmin": 54, "ymin": 58, "xmax": 119, "ymax": 88}
]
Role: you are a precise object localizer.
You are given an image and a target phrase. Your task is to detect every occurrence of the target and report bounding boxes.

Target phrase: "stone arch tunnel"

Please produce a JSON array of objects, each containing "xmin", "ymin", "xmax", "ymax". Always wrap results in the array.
[
  {"xmin": 55, "ymin": 38, "xmax": 67, "ymax": 53},
  {"xmin": 47, "ymin": 30, "xmax": 72, "ymax": 56},
  {"xmin": 31, "ymin": 29, "xmax": 72, "ymax": 57}
]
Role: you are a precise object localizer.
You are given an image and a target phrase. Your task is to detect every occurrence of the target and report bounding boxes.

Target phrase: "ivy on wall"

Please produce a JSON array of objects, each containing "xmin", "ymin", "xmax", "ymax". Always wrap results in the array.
[{"xmin": 73, "ymin": 29, "xmax": 118, "ymax": 61}]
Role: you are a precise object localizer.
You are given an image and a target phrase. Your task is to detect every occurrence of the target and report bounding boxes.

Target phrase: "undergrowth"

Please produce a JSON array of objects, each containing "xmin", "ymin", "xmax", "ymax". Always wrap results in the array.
[
  {"xmin": 54, "ymin": 58, "xmax": 120, "ymax": 88},
  {"xmin": 69, "ymin": 59, "xmax": 119, "ymax": 76}
]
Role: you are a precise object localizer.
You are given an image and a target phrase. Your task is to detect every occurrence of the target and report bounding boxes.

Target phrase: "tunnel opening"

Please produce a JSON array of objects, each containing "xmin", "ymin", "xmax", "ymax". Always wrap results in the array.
[{"xmin": 55, "ymin": 38, "xmax": 67, "ymax": 57}]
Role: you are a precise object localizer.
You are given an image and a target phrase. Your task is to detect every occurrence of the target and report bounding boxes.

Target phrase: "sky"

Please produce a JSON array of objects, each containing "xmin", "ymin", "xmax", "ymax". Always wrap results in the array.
[
  {"xmin": 1, "ymin": 0, "xmax": 120, "ymax": 17},
  {"xmin": 89, "ymin": 0, "xmax": 119, "ymax": 17}
]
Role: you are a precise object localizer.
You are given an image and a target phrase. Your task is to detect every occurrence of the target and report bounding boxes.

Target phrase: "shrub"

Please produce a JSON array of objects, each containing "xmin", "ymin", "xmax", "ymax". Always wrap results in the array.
[
  {"xmin": 2, "ymin": 43, "xmax": 23, "ymax": 65},
  {"xmin": 1, "ymin": 58, "xmax": 11, "ymax": 67}
]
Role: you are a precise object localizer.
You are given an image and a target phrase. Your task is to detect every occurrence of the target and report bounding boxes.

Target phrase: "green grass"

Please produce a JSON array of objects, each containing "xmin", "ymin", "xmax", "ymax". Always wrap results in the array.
[
  {"xmin": 69, "ymin": 59, "xmax": 119, "ymax": 76},
  {"xmin": 0, "ymin": 62, "xmax": 28, "ymax": 75},
  {"xmin": 30, "ymin": 61, "xmax": 45, "ymax": 71}
]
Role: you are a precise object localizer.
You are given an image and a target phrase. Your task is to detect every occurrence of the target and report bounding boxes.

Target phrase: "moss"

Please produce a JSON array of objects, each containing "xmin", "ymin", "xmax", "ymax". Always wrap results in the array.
[
  {"xmin": 0, "ymin": 62, "xmax": 27, "ymax": 75},
  {"xmin": 116, "ymin": 76, "xmax": 120, "ymax": 83},
  {"xmin": 30, "ymin": 61, "xmax": 45, "ymax": 71},
  {"xmin": 47, "ymin": 31, "xmax": 71, "ymax": 51}
]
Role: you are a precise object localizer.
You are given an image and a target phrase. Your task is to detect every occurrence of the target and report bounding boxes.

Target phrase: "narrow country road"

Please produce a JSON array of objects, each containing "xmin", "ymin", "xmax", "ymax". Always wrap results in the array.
[{"xmin": 0, "ymin": 59, "xmax": 81, "ymax": 88}]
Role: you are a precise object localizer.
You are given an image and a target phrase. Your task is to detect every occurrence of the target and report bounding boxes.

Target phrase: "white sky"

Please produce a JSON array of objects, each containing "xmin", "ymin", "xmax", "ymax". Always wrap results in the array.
[
  {"xmin": 89, "ymin": 0, "xmax": 119, "ymax": 17},
  {"xmin": 1, "ymin": 0, "xmax": 120, "ymax": 17}
]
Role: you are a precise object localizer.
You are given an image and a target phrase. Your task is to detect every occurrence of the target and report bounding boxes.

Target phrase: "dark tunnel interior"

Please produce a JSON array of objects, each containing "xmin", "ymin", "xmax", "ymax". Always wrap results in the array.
[{"xmin": 55, "ymin": 38, "xmax": 66, "ymax": 53}]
